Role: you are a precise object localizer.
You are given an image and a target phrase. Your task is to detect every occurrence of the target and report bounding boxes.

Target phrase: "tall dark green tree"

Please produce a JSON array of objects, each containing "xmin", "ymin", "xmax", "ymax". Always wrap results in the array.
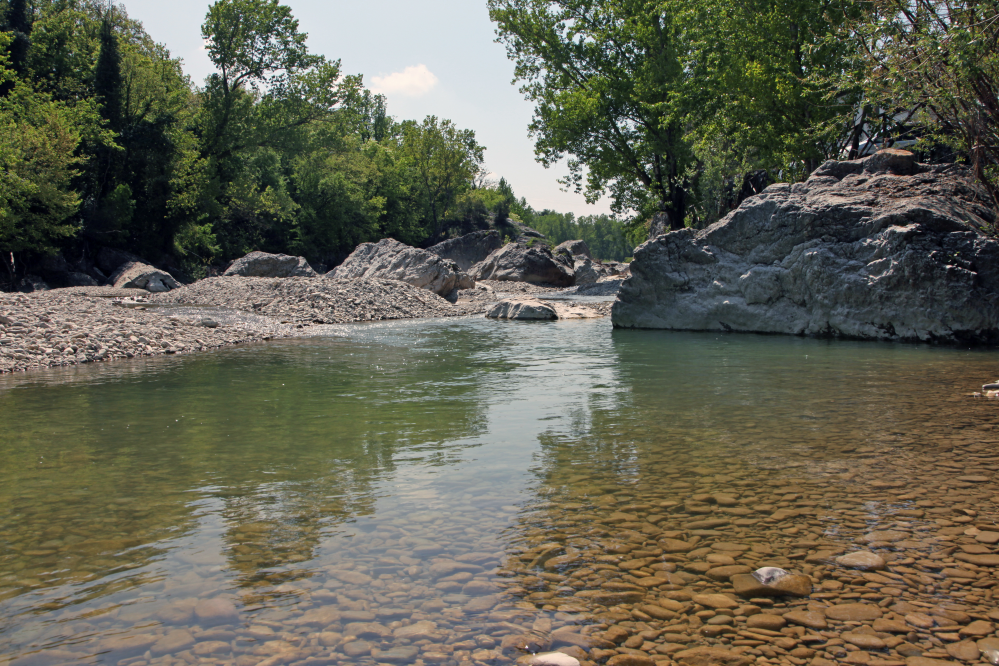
[
  {"xmin": 0, "ymin": 0, "xmax": 32, "ymax": 96},
  {"xmin": 93, "ymin": 5, "xmax": 123, "ymax": 131}
]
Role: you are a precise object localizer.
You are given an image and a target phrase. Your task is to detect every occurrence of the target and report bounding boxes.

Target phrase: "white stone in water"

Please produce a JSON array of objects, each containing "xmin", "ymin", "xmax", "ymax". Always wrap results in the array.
[
  {"xmin": 752, "ymin": 567, "xmax": 790, "ymax": 585},
  {"xmin": 530, "ymin": 653, "xmax": 581, "ymax": 666}
]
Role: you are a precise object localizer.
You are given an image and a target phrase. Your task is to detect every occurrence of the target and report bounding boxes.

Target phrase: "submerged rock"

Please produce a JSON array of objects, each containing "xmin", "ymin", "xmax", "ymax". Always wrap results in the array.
[
  {"xmin": 330, "ymin": 238, "xmax": 473, "ymax": 300},
  {"xmin": 224, "ymin": 251, "xmax": 317, "ymax": 278},
  {"xmin": 835, "ymin": 550, "xmax": 887, "ymax": 570},
  {"xmin": 471, "ymin": 242, "xmax": 575, "ymax": 287},
  {"xmin": 732, "ymin": 567, "xmax": 812, "ymax": 597},
  {"xmin": 613, "ymin": 150, "xmax": 999, "ymax": 343},
  {"xmin": 530, "ymin": 653, "xmax": 580, "ymax": 666}
]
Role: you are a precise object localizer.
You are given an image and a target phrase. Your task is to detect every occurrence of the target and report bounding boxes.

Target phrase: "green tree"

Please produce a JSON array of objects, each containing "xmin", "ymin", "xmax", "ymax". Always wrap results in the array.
[
  {"xmin": 489, "ymin": 0, "xmax": 694, "ymax": 230},
  {"xmin": 198, "ymin": 0, "xmax": 357, "ymax": 260},
  {"xmin": 401, "ymin": 116, "xmax": 485, "ymax": 243},
  {"xmin": 0, "ymin": 80, "xmax": 97, "ymax": 259},
  {"xmin": 93, "ymin": 6, "xmax": 122, "ymax": 129},
  {"xmin": 0, "ymin": 0, "xmax": 31, "ymax": 96},
  {"xmin": 854, "ymin": 0, "xmax": 999, "ymax": 212}
]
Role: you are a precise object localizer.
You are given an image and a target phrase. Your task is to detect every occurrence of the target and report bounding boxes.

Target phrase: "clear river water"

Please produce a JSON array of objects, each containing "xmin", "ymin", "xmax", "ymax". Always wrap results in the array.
[{"xmin": 1, "ymin": 317, "xmax": 998, "ymax": 666}]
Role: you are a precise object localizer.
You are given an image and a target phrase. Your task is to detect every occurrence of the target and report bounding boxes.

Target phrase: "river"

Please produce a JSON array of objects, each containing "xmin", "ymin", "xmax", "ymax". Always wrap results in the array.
[{"xmin": 1, "ymin": 317, "xmax": 997, "ymax": 666}]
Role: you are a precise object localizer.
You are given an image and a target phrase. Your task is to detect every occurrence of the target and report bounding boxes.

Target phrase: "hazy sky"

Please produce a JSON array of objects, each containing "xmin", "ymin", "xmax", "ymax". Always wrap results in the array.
[{"xmin": 122, "ymin": 0, "xmax": 614, "ymax": 216}]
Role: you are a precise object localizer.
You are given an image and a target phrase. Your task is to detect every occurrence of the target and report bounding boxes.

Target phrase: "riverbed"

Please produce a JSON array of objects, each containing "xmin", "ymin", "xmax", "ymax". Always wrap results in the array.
[{"xmin": 1, "ymin": 318, "xmax": 997, "ymax": 666}]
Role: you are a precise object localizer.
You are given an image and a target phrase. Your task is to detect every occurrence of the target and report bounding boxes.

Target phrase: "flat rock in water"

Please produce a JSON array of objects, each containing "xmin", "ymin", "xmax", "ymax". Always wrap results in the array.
[
  {"xmin": 825, "ymin": 603, "xmax": 883, "ymax": 621},
  {"xmin": 613, "ymin": 150, "xmax": 999, "ymax": 343},
  {"xmin": 955, "ymin": 552, "xmax": 999, "ymax": 566},
  {"xmin": 732, "ymin": 572, "xmax": 811, "ymax": 597},
  {"xmin": 193, "ymin": 598, "xmax": 238, "ymax": 625},
  {"xmin": 530, "ymin": 653, "xmax": 581, "ymax": 666},
  {"xmin": 342, "ymin": 640, "xmax": 372, "ymax": 657},
  {"xmin": 692, "ymin": 593, "xmax": 739, "ymax": 609},
  {"xmin": 836, "ymin": 550, "xmax": 887, "ymax": 570},
  {"xmin": 747, "ymin": 614, "xmax": 786, "ymax": 630},
  {"xmin": 906, "ymin": 658, "xmax": 959, "ymax": 666},
  {"xmin": 371, "ymin": 646, "xmax": 420, "ymax": 663},
  {"xmin": 783, "ymin": 610, "xmax": 828, "ymax": 629},
  {"xmin": 674, "ymin": 646, "xmax": 754, "ymax": 666},
  {"xmin": 606, "ymin": 656, "xmax": 656, "ymax": 666}
]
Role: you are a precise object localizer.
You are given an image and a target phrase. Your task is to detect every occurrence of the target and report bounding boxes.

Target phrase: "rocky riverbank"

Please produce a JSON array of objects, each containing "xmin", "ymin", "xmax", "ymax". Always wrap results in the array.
[
  {"xmin": 0, "ymin": 288, "xmax": 293, "ymax": 375},
  {"xmin": 0, "ymin": 277, "xmax": 620, "ymax": 374}
]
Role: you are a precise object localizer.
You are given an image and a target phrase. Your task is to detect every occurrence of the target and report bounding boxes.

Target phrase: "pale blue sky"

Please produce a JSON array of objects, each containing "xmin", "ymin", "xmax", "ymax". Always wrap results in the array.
[{"xmin": 122, "ymin": 0, "xmax": 613, "ymax": 216}]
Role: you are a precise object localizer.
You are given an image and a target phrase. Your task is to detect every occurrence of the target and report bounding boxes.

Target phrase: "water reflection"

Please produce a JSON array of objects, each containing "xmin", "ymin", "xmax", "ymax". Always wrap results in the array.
[{"xmin": 1, "ymin": 321, "xmax": 998, "ymax": 666}]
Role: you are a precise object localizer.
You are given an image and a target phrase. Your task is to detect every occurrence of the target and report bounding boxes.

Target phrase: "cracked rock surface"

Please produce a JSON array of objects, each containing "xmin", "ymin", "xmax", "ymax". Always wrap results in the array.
[{"xmin": 614, "ymin": 150, "xmax": 999, "ymax": 344}]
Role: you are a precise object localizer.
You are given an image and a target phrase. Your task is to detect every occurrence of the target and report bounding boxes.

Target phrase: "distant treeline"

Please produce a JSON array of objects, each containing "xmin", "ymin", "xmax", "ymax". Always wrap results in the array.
[{"xmin": 0, "ymin": 0, "xmax": 636, "ymax": 286}]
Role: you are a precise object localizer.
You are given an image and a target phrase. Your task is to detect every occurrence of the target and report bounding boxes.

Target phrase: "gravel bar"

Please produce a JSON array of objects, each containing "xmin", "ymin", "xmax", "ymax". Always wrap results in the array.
[
  {"xmin": 1, "ymin": 276, "xmax": 616, "ymax": 375},
  {"xmin": 0, "ymin": 289, "xmax": 293, "ymax": 375}
]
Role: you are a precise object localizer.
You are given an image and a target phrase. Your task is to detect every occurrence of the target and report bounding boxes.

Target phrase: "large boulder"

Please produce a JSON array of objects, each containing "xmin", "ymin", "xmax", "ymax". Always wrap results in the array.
[
  {"xmin": 110, "ymin": 262, "xmax": 181, "ymax": 293},
  {"xmin": 428, "ymin": 230, "xmax": 503, "ymax": 271},
  {"xmin": 18, "ymin": 275, "xmax": 49, "ymax": 293},
  {"xmin": 485, "ymin": 298, "xmax": 603, "ymax": 320},
  {"xmin": 554, "ymin": 239, "xmax": 592, "ymax": 259},
  {"xmin": 572, "ymin": 257, "xmax": 604, "ymax": 285},
  {"xmin": 486, "ymin": 298, "xmax": 558, "ymax": 320},
  {"xmin": 613, "ymin": 150, "xmax": 999, "ymax": 344},
  {"xmin": 471, "ymin": 242, "xmax": 575, "ymax": 287},
  {"xmin": 329, "ymin": 238, "xmax": 473, "ymax": 301},
  {"xmin": 224, "ymin": 251, "xmax": 317, "ymax": 278}
]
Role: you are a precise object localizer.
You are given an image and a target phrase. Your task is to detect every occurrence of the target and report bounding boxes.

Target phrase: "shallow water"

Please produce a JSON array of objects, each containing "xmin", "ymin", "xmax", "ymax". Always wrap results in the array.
[{"xmin": 1, "ymin": 318, "xmax": 998, "ymax": 666}]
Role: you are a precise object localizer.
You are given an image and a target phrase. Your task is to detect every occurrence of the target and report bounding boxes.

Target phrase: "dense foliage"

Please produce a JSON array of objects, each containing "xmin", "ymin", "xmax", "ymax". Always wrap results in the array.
[
  {"xmin": 489, "ymin": 0, "xmax": 999, "ymax": 232},
  {"xmin": 6, "ymin": 0, "xmax": 992, "ymax": 286},
  {"xmin": 1, "ymin": 0, "xmax": 625, "ymax": 285}
]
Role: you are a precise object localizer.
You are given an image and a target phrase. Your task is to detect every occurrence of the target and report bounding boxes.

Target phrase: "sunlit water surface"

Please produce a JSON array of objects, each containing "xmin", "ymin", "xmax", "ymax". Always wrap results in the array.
[{"xmin": 1, "ymin": 318, "xmax": 997, "ymax": 666}]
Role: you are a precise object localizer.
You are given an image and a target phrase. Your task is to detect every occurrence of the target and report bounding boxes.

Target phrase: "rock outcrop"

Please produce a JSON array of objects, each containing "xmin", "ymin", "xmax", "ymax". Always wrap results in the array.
[
  {"xmin": 110, "ymin": 262, "xmax": 182, "ymax": 293},
  {"xmin": 572, "ymin": 256, "xmax": 604, "ymax": 285},
  {"xmin": 613, "ymin": 150, "xmax": 999, "ymax": 344},
  {"xmin": 428, "ymin": 231, "xmax": 503, "ymax": 271},
  {"xmin": 329, "ymin": 238, "xmax": 473, "ymax": 301},
  {"xmin": 224, "ymin": 251, "xmax": 317, "ymax": 278},
  {"xmin": 471, "ymin": 242, "xmax": 575, "ymax": 287},
  {"xmin": 554, "ymin": 239, "xmax": 592, "ymax": 259}
]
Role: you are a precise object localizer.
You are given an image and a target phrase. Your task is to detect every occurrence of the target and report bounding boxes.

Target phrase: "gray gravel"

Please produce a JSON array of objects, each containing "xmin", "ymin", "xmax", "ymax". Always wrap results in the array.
[
  {"xmin": 1, "ymin": 276, "xmax": 616, "ymax": 374},
  {"xmin": 0, "ymin": 290, "xmax": 292, "ymax": 375},
  {"xmin": 149, "ymin": 276, "xmax": 484, "ymax": 324}
]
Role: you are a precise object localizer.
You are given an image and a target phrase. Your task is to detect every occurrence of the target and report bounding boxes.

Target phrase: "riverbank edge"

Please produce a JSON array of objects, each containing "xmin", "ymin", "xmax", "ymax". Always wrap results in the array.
[{"xmin": 0, "ymin": 278, "xmax": 611, "ymax": 375}]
